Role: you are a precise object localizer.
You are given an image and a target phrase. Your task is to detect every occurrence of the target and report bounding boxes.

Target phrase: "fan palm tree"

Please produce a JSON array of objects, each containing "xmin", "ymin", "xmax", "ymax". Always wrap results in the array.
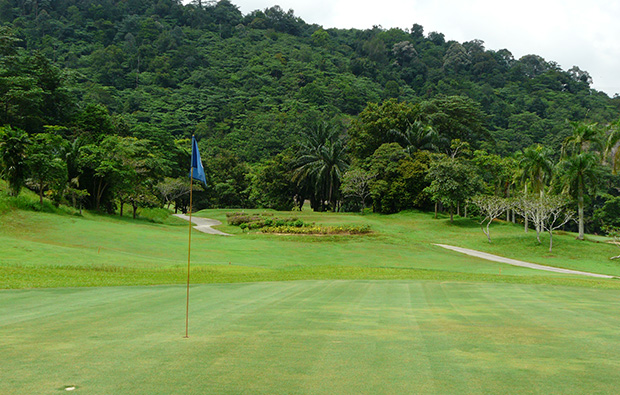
[
  {"xmin": 294, "ymin": 123, "xmax": 349, "ymax": 211},
  {"xmin": 558, "ymin": 152, "xmax": 602, "ymax": 240}
]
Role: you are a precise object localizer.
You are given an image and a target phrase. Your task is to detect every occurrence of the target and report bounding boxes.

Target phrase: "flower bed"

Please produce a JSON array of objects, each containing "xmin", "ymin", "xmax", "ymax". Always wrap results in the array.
[
  {"xmin": 260, "ymin": 224, "xmax": 371, "ymax": 235},
  {"xmin": 226, "ymin": 212, "xmax": 371, "ymax": 235}
]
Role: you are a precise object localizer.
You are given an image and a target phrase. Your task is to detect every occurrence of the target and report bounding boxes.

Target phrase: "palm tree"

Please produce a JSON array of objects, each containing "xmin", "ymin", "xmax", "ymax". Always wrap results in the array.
[
  {"xmin": 518, "ymin": 144, "xmax": 554, "ymax": 198},
  {"xmin": 517, "ymin": 144, "xmax": 554, "ymax": 233},
  {"xmin": 294, "ymin": 123, "xmax": 349, "ymax": 211},
  {"xmin": 388, "ymin": 120, "xmax": 442, "ymax": 156},
  {"xmin": 604, "ymin": 120, "xmax": 620, "ymax": 174},
  {"xmin": 558, "ymin": 152, "xmax": 602, "ymax": 240},
  {"xmin": 562, "ymin": 121, "xmax": 603, "ymax": 157}
]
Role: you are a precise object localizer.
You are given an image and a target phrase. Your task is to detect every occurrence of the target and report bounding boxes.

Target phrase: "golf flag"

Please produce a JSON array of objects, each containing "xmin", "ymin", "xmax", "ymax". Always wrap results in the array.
[{"xmin": 190, "ymin": 136, "xmax": 207, "ymax": 186}]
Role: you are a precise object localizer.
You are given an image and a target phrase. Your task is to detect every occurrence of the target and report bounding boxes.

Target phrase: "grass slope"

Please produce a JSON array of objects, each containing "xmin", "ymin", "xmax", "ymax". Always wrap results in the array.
[
  {"xmin": 2, "ymin": 281, "xmax": 620, "ymax": 394},
  {"xmin": 3, "ymin": 204, "xmax": 620, "ymax": 289}
]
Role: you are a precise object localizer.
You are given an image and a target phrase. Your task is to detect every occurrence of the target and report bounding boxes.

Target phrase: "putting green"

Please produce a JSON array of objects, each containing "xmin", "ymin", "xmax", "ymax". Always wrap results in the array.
[{"xmin": 2, "ymin": 280, "xmax": 619, "ymax": 394}]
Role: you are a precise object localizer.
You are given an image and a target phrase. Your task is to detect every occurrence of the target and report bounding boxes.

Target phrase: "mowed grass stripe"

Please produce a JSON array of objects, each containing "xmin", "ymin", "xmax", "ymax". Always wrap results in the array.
[{"xmin": 2, "ymin": 280, "xmax": 620, "ymax": 394}]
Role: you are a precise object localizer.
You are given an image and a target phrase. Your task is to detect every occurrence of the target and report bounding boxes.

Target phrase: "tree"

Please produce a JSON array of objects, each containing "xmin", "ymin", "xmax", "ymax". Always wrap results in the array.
[
  {"xmin": 368, "ymin": 145, "xmax": 431, "ymax": 213},
  {"xmin": 418, "ymin": 95, "xmax": 490, "ymax": 149},
  {"xmin": 513, "ymin": 194, "xmax": 574, "ymax": 251},
  {"xmin": 517, "ymin": 144, "xmax": 554, "ymax": 233},
  {"xmin": 249, "ymin": 150, "xmax": 297, "ymax": 211},
  {"xmin": 341, "ymin": 168, "xmax": 375, "ymax": 212},
  {"xmin": 78, "ymin": 136, "xmax": 127, "ymax": 211},
  {"xmin": 156, "ymin": 177, "xmax": 191, "ymax": 210},
  {"xmin": 113, "ymin": 137, "xmax": 165, "ymax": 219},
  {"xmin": 348, "ymin": 99, "xmax": 419, "ymax": 159},
  {"xmin": 424, "ymin": 156, "xmax": 481, "ymax": 222},
  {"xmin": 0, "ymin": 126, "xmax": 30, "ymax": 196},
  {"xmin": 562, "ymin": 121, "xmax": 603, "ymax": 157},
  {"xmin": 26, "ymin": 133, "xmax": 68, "ymax": 204},
  {"xmin": 470, "ymin": 195, "xmax": 510, "ymax": 243},
  {"xmin": 388, "ymin": 120, "xmax": 440, "ymax": 156},
  {"xmin": 517, "ymin": 144, "xmax": 554, "ymax": 197},
  {"xmin": 558, "ymin": 153, "xmax": 602, "ymax": 240},
  {"xmin": 604, "ymin": 120, "xmax": 620, "ymax": 174},
  {"xmin": 540, "ymin": 196, "xmax": 575, "ymax": 253},
  {"xmin": 294, "ymin": 123, "xmax": 349, "ymax": 211}
]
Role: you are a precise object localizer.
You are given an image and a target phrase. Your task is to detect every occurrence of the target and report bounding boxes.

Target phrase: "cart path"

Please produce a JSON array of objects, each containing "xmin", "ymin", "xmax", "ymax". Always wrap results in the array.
[
  {"xmin": 434, "ymin": 244, "xmax": 616, "ymax": 279},
  {"xmin": 173, "ymin": 214, "xmax": 232, "ymax": 236}
]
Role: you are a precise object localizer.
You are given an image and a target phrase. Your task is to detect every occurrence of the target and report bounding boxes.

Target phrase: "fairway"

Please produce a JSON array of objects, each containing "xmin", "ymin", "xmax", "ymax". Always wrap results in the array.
[
  {"xmin": 2, "ymin": 280, "xmax": 620, "ymax": 394},
  {"xmin": 3, "ymin": 206, "xmax": 620, "ymax": 393}
]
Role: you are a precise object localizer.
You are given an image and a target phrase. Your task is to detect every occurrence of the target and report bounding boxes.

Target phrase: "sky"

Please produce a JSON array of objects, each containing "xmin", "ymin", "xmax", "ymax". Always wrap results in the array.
[{"xmin": 219, "ymin": 0, "xmax": 620, "ymax": 97}]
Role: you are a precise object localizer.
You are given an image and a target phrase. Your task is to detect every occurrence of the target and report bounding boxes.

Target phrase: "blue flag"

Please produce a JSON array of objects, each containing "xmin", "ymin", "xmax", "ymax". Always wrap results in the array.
[{"xmin": 190, "ymin": 136, "xmax": 207, "ymax": 186}]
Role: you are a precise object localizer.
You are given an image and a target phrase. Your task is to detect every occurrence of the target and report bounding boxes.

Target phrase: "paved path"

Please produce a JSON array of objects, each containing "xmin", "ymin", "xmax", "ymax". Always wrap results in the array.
[
  {"xmin": 173, "ymin": 214, "xmax": 232, "ymax": 236},
  {"xmin": 434, "ymin": 244, "xmax": 616, "ymax": 279}
]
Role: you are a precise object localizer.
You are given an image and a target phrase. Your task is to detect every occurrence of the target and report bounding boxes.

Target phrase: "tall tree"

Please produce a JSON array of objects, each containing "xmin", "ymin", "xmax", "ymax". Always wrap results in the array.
[
  {"xmin": 0, "ymin": 126, "xmax": 30, "ymax": 196},
  {"xmin": 424, "ymin": 156, "xmax": 481, "ymax": 222},
  {"xmin": 294, "ymin": 123, "xmax": 349, "ymax": 211},
  {"xmin": 562, "ymin": 121, "xmax": 603, "ymax": 157},
  {"xmin": 558, "ymin": 153, "xmax": 602, "ymax": 240},
  {"xmin": 341, "ymin": 167, "xmax": 375, "ymax": 212},
  {"xmin": 517, "ymin": 144, "xmax": 554, "ymax": 233},
  {"xmin": 388, "ymin": 120, "xmax": 440, "ymax": 156},
  {"xmin": 27, "ymin": 133, "xmax": 68, "ymax": 204},
  {"xmin": 604, "ymin": 120, "xmax": 620, "ymax": 174},
  {"xmin": 517, "ymin": 144, "xmax": 554, "ymax": 198}
]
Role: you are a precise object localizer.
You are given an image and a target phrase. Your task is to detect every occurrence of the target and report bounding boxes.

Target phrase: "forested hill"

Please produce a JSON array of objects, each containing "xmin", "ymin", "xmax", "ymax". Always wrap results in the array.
[{"xmin": 1, "ymin": 0, "xmax": 619, "ymax": 161}]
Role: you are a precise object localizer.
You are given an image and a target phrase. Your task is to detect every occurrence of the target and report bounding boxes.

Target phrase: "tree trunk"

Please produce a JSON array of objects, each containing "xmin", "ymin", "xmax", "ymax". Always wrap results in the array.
[
  {"xmin": 450, "ymin": 207, "xmax": 454, "ymax": 222},
  {"xmin": 549, "ymin": 230, "xmax": 554, "ymax": 252},
  {"xmin": 483, "ymin": 219, "xmax": 492, "ymax": 243},
  {"xmin": 578, "ymin": 182, "xmax": 585, "ymax": 240},
  {"xmin": 524, "ymin": 183, "xmax": 528, "ymax": 233},
  {"xmin": 434, "ymin": 202, "xmax": 438, "ymax": 219}
]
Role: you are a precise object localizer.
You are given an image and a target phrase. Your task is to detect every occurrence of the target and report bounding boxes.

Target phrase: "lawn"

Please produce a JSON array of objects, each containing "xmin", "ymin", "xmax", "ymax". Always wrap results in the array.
[
  {"xmin": 2, "ymin": 195, "xmax": 620, "ymax": 393},
  {"xmin": 2, "ymin": 281, "xmax": 620, "ymax": 394},
  {"xmin": 2, "ymin": 206, "xmax": 620, "ymax": 289}
]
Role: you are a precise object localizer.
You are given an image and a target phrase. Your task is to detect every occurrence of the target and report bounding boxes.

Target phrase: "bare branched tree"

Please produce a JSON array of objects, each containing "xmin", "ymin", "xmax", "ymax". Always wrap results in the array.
[{"xmin": 470, "ymin": 195, "xmax": 510, "ymax": 243}]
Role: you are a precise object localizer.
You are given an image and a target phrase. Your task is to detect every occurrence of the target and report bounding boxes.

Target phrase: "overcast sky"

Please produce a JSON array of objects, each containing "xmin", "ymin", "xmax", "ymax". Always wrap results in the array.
[{"xmin": 223, "ymin": 0, "xmax": 620, "ymax": 97}]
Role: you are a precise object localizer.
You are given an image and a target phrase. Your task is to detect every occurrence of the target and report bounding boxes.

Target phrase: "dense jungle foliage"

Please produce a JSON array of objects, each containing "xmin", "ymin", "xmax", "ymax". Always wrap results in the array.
[{"xmin": 1, "ymin": 0, "xmax": 620, "ymax": 237}]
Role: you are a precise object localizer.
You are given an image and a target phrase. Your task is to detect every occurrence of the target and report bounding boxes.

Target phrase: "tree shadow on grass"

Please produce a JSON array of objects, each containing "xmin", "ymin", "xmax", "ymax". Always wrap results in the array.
[{"xmin": 445, "ymin": 217, "xmax": 480, "ymax": 229}]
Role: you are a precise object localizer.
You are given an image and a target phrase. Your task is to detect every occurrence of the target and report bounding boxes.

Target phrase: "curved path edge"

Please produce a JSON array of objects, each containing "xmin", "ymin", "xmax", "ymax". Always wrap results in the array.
[
  {"xmin": 173, "ymin": 214, "xmax": 232, "ymax": 236},
  {"xmin": 434, "ymin": 244, "xmax": 615, "ymax": 279}
]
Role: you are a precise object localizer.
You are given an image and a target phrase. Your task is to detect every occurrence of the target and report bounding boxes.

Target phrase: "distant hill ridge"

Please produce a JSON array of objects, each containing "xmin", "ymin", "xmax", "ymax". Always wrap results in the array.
[{"xmin": 0, "ymin": 0, "xmax": 618, "ymax": 159}]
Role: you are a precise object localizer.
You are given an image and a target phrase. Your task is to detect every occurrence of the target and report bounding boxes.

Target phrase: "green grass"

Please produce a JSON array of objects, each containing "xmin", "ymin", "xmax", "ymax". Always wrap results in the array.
[
  {"xmin": 2, "ymin": 281, "xmax": 620, "ymax": 394},
  {"xmin": 3, "ymin": 207, "xmax": 620, "ymax": 289},
  {"xmin": 3, "ymin": 190, "xmax": 620, "ymax": 393},
  {"xmin": 2, "ymin": 204, "xmax": 620, "ymax": 289}
]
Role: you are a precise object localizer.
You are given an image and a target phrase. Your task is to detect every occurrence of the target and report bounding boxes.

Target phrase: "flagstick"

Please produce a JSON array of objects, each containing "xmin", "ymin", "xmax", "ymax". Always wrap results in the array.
[{"xmin": 185, "ymin": 168, "xmax": 193, "ymax": 338}]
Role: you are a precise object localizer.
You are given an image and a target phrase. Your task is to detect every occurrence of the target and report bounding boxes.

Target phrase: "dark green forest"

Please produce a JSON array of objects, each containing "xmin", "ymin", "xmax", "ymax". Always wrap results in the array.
[{"xmin": 1, "ymin": 0, "xmax": 620, "ymax": 238}]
